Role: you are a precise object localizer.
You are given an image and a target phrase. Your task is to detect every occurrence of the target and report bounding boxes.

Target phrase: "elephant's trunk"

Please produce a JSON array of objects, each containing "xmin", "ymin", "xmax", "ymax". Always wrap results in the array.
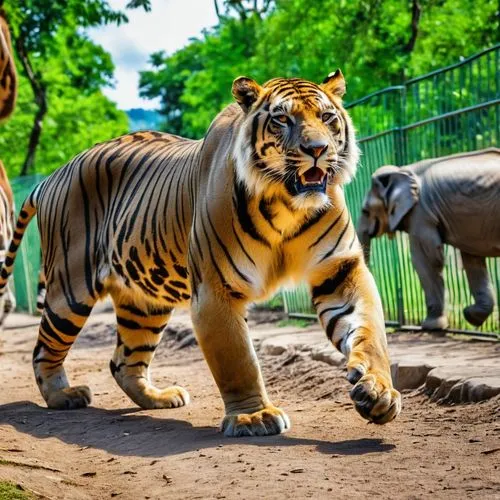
[
  {"xmin": 357, "ymin": 212, "xmax": 373, "ymax": 265},
  {"xmin": 359, "ymin": 229, "xmax": 372, "ymax": 265}
]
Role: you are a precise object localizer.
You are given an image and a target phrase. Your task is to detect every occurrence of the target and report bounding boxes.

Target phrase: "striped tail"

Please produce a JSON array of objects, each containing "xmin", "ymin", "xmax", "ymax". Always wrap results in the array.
[{"xmin": 0, "ymin": 190, "xmax": 39, "ymax": 298}]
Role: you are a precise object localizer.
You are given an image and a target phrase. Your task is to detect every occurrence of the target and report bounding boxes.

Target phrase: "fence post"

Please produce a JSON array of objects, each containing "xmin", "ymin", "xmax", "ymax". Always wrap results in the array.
[{"xmin": 394, "ymin": 86, "xmax": 406, "ymax": 326}]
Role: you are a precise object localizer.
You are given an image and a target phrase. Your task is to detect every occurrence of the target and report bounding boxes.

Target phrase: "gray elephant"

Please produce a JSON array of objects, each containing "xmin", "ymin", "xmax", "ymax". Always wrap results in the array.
[{"xmin": 357, "ymin": 148, "xmax": 500, "ymax": 330}]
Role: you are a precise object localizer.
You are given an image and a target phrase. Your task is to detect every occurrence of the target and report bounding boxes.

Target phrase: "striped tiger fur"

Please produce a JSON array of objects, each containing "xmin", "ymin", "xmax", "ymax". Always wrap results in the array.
[
  {"xmin": 0, "ymin": 8, "xmax": 16, "ymax": 325},
  {"xmin": 0, "ymin": 71, "xmax": 400, "ymax": 435},
  {"xmin": 0, "ymin": 160, "xmax": 14, "ymax": 324},
  {"xmin": 0, "ymin": 8, "xmax": 16, "ymax": 121}
]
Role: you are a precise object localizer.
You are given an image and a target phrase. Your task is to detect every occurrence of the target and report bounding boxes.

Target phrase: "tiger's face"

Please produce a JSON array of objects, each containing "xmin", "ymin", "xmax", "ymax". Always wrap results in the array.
[{"xmin": 232, "ymin": 71, "xmax": 359, "ymax": 210}]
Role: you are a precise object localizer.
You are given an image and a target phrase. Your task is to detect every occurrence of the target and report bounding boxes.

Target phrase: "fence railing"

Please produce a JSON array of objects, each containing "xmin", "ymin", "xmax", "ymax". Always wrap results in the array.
[
  {"xmin": 282, "ymin": 44, "xmax": 500, "ymax": 338},
  {"xmin": 8, "ymin": 45, "xmax": 500, "ymax": 338},
  {"xmin": 10, "ymin": 175, "xmax": 44, "ymax": 314}
]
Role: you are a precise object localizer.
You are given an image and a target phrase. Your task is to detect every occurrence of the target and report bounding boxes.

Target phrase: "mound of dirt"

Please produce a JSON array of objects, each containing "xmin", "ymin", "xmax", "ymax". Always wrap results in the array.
[
  {"xmin": 164, "ymin": 324, "xmax": 197, "ymax": 349},
  {"xmin": 260, "ymin": 347, "xmax": 348, "ymax": 402}
]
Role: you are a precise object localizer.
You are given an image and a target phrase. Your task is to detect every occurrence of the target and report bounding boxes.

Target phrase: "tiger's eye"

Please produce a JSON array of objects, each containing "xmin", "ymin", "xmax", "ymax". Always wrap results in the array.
[
  {"xmin": 273, "ymin": 114, "xmax": 289, "ymax": 125},
  {"xmin": 322, "ymin": 112, "xmax": 335, "ymax": 123},
  {"xmin": 323, "ymin": 113, "xmax": 341, "ymax": 135}
]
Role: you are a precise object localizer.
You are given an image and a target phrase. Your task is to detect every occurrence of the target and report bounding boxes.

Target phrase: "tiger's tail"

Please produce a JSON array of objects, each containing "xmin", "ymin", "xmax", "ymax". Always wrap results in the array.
[{"xmin": 0, "ymin": 188, "xmax": 39, "ymax": 299}]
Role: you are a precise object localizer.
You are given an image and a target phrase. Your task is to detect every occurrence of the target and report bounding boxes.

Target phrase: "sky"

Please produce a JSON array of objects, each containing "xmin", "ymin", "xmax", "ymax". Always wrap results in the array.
[{"xmin": 88, "ymin": 0, "xmax": 218, "ymax": 110}]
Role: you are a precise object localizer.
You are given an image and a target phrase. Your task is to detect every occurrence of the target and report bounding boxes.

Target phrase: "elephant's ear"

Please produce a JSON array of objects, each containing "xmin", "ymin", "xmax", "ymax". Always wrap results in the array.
[{"xmin": 372, "ymin": 167, "xmax": 420, "ymax": 232}]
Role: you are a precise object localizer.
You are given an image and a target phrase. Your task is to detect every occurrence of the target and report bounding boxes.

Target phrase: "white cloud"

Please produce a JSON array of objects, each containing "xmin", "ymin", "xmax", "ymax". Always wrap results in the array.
[{"xmin": 88, "ymin": 0, "xmax": 218, "ymax": 110}]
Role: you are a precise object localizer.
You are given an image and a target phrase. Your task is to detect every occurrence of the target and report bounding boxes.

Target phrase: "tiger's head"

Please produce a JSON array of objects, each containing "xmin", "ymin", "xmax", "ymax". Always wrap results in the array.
[{"xmin": 231, "ymin": 71, "xmax": 359, "ymax": 210}]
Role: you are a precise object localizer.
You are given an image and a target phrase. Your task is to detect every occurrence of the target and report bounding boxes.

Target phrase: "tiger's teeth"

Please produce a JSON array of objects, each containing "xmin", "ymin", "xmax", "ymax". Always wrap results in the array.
[{"xmin": 299, "ymin": 174, "xmax": 325, "ymax": 185}]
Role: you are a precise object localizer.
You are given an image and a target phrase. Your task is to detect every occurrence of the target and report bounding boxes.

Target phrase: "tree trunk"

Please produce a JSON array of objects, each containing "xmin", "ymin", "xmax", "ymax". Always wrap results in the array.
[
  {"xmin": 20, "ymin": 86, "xmax": 47, "ymax": 176},
  {"xmin": 214, "ymin": 0, "xmax": 222, "ymax": 19},
  {"xmin": 403, "ymin": 0, "xmax": 421, "ymax": 54},
  {"xmin": 15, "ymin": 36, "xmax": 48, "ymax": 176}
]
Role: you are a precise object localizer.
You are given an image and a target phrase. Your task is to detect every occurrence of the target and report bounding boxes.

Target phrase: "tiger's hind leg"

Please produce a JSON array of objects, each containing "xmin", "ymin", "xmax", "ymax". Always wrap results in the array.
[
  {"xmin": 110, "ymin": 300, "xmax": 189, "ymax": 409},
  {"xmin": 36, "ymin": 267, "xmax": 46, "ymax": 313},
  {"xmin": 34, "ymin": 298, "xmax": 95, "ymax": 410},
  {"xmin": 0, "ymin": 282, "xmax": 15, "ymax": 328}
]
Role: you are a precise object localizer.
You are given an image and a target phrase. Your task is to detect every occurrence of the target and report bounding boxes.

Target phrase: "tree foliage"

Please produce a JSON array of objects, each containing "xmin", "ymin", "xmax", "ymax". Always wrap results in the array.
[
  {"xmin": 140, "ymin": 0, "xmax": 499, "ymax": 139},
  {"xmin": 0, "ymin": 75, "xmax": 128, "ymax": 176},
  {"xmin": 0, "ymin": 0, "xmax": 150, "ymax": 176}
]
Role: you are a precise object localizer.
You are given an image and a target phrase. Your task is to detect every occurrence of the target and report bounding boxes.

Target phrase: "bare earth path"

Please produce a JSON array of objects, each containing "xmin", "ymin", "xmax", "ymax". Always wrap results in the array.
[{"xmin": 0, "ymin": 309, "xmax": 499, "ymax": 499}]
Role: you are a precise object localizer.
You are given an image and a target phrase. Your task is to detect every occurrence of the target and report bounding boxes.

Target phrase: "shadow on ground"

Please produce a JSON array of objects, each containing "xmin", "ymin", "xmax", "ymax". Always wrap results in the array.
[{"xmin": 0, "ymin": 401, "xmax": 395, "ymax": 458}]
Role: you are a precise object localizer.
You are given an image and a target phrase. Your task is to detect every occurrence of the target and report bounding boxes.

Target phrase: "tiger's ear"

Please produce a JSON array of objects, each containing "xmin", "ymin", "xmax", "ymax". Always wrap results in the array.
[
  {"xmin": 321, "ymin": 69, "xmax": 346, "ymax": 98},
  {"xmin": 232, "ymin": 76, "xmax": 263, "ymax": 112}
]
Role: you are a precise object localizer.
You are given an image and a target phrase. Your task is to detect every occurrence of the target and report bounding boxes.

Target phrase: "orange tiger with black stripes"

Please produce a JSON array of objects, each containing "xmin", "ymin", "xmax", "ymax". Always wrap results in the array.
[
  {"xmin": 0, "ymin": 7, "xmax": 17, "ymax": 326},
  {"xmin": 0, "ymin": 71, "xmax": 401, "ymax": 436},
  {"xmin": 0, "ymin": 7, "xmax": 16, "ymax": 120}
]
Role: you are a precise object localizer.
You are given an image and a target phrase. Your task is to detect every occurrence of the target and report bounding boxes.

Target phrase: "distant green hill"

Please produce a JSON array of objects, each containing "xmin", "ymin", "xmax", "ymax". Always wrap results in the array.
[{"xmin": 126, "ymin": 108, "xmax": 162, "ymax": 132}]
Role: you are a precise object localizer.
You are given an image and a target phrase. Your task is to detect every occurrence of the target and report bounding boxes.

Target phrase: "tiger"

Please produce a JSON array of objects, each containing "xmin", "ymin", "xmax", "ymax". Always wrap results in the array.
[
  {"xmin": 0, "ymin": 70, "xmax": 401, "ymax": 436},
  {"xmin": 0, "ymin": 7, "xmax": 16, "ymax": 325},
  {"xmin": 0, "ymin": 161, "xmax": 14, "ymax": 324},
  {"xmin": 0, "ymin": 8, "xmax": 17, "ymax": 121}
]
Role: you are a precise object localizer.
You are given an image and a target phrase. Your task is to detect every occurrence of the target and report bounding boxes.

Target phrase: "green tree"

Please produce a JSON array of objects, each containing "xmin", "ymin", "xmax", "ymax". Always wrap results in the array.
[
  {"xmin": 408, "ymin": 0, "xmax": 499, "ymax": 75},
  {"xmin": 252, "ymin": 0, "xmax": 425, "ymax": 97},
  {"xmin": 3, "ymin": 0, "xmax": 151, "ymax": 175},
  {"xmin": 0, "ymin": 59, "xmax": 129, "ymax": 177},
  {"xmin": 140, "ymin": 0, "xmax": 499, "ymax": 138},
  {"xmin": 180, "ymin": 16, "xmax": 261, "ymax": 136},
  {"xmin": 139, "ymin": 42, "xmax": 204, "ymax": 137},
  {"xmin": 140, "ymin": 14, "xmax": 262, "ymax": 138},
  {"xmin": 213, "ymin": 0, "xmax": 274, "ymax": 20}
]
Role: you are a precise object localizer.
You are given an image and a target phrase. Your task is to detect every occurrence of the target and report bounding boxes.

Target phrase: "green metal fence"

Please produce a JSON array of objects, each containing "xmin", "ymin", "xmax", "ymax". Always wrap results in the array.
[
  {"xmin": 7, "ymin": 46, "xmax": 500, "ymax": 337},
  {"xmin": 283, "ymin": 44, "xmax": 500, "ymax": 338},
  {"xmin": 10, "ymin": 175, "xmax": 43, "ymax": 314}
]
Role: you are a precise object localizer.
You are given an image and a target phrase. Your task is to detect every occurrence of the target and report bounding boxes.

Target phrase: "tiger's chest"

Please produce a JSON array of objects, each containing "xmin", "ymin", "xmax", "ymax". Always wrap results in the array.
[{"xmin": 214, "ymin": 203, "xmax": 346, "ymax": 302}]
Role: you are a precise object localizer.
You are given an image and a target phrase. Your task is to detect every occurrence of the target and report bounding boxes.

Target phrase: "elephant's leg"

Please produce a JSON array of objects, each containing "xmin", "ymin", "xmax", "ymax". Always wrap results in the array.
[
  {"xmin": 460, "ymin": 252, "xmax": 494, "ymax": 327},
  {"xmin": 409, "ymin": 234, "xmax": 448, "ymax": 330}
]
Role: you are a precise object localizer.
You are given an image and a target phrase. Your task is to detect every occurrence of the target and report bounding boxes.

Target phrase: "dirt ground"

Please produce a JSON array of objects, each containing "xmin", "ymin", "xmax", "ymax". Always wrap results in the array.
[{"xmin": 0, "ymin": 309, "xmax": 499, "ymax": 500}]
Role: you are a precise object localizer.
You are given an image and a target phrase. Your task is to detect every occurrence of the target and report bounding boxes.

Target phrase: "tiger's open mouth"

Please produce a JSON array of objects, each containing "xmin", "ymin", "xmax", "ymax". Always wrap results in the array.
[{"xmin": 294, "ymin": 166, "xmax": 327, "ymax": 194}]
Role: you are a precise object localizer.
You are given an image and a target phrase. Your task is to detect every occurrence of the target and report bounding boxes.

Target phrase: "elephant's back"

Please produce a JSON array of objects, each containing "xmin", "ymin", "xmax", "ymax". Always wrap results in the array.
[
  {"xmin": 422, "ymin": 149, "xmax": 500, "ymax": 206},
  {"xmin": 420, "ymin": 149, "xmax": 500, "ymax": 256}
]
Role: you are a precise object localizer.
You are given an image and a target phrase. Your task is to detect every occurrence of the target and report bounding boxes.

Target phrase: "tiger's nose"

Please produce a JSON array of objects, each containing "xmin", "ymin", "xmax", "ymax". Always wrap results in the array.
[{"xmin": 300, "ymin": 143, "xmax": 328, "ymax": 159}]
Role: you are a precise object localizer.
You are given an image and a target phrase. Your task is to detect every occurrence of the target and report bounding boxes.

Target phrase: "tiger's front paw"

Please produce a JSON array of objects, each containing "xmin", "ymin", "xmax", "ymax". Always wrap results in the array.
[
  {"xmin": 220, "ymin": 405, "xmax": 290, "ymax": 437},
  {"xmin": 347, "ymin": 369, "xmax": 401, "ymax": 424}
]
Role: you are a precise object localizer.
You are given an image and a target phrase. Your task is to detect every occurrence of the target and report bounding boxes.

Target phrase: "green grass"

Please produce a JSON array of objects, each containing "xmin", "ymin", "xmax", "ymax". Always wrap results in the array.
[
  {"xmin": 253, "ymin": 293, "xmax": 284, "ymax": 311},
  {"xmin": 277, "ymin": 318, "xmax": 316, "ymax": 328},
  {"xmin": 0, "ymin": 482, "xmax": 32, "ymax": 500}
]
